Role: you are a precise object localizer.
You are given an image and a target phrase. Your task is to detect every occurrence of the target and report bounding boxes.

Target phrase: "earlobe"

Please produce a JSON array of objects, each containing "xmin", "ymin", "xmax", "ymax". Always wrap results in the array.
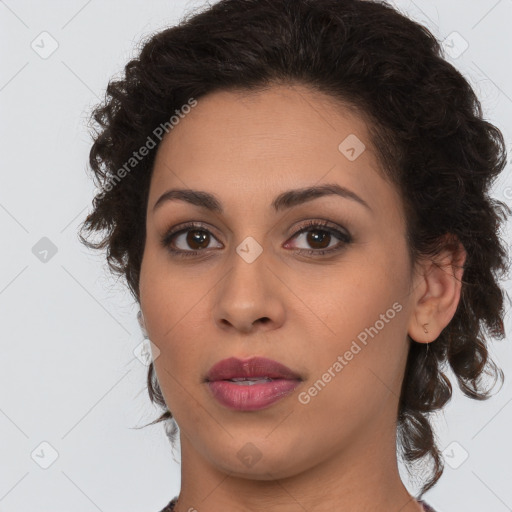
[{"xmin": 407, "ymin": 235, "xmax": 467, "ymax": 344}]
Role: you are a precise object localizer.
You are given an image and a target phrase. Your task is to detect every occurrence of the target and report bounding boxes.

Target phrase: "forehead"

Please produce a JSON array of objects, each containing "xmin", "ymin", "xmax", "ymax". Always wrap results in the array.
[{"xmin": 149, "ymin": 84, "xmax": 400, "ymax": 218}]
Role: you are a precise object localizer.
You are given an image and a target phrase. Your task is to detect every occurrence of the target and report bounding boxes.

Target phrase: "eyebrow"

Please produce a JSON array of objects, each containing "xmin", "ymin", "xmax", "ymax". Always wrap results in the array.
[{"xmin": 152, "ymin": 183, "xmax": 372, "ymax": 214}]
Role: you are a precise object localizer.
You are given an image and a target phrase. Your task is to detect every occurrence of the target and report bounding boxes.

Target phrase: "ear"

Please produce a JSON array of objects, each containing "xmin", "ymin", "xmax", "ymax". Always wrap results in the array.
[{"xmin": 407, "ymin": 234, "xmax": 467, "ymax": 344}]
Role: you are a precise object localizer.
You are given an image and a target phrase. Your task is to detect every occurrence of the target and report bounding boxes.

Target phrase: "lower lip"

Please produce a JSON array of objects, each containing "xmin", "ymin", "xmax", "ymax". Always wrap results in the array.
[{"xmin": 207, "ymin": 379, "xmax": 301, "ymax": 411}]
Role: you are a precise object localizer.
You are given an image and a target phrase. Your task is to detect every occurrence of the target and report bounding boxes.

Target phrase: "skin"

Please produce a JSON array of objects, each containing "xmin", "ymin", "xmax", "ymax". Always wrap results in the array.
[{"xmin": 139, "ymin": 84, "xmax": 466, "ymax": 512}]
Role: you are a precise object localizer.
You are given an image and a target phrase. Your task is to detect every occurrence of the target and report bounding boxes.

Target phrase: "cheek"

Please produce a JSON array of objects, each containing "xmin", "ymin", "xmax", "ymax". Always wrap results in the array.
[
  {"xmin": 296, "ymin": 301, "xmax": 408, "ymax": 442},
  {"xmin": 143, "ymin": 301, "xmax": 209, "ymax": 423},
  {"xmin": 140, "ymin": 248, "xmax": 215, "ymax": 341},
  {"xmin": 140, "ymin": 244, "xmax": 209, "ymax": 341},
  {"xmin": 316, "ymin": 245, "xmax": 409, "ymax": 335},
  {"xmin": 303, "ymin": 249, "xmax": 411, "ymax": 399}
]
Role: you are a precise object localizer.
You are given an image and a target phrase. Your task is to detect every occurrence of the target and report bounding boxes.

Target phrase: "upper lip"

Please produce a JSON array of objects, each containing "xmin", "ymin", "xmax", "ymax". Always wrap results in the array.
[{"xmin": 206, "ymin": 356, "xmax": 302, "ymax": 382}]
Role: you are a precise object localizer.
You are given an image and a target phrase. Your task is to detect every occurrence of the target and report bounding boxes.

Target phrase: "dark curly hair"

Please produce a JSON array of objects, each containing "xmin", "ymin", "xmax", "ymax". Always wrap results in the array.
[{"xmin": 78, "ymin": 0, "xmax": 510, "ymax": 498}]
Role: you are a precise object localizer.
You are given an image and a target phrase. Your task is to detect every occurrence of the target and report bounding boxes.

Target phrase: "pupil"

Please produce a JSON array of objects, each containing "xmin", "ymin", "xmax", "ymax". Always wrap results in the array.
[
  {"xmin": 187, "ymin": 230, "xmax": 209, "ymax": 249},
  {"xmin": 307, "ymin": 230, "xmax": 330, "ymax": 249}
]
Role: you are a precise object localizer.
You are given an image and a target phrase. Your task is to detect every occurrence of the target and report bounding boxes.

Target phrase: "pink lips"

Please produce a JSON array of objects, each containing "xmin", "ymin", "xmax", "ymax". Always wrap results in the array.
[{"xmin": 205, "ymin": 356, "xmax": 302, "ymax": 411}]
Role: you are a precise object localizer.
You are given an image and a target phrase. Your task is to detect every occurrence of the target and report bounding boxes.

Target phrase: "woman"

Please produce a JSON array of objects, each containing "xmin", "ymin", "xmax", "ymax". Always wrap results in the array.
[{"xmin": 79, "ymin": 0, "xmax": 510, "ymax": 510}]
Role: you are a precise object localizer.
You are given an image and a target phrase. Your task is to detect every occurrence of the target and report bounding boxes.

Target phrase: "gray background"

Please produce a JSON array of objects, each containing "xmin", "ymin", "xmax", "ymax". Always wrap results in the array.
[{"xmin": 1, "ymin": 1, "xmax": 511, "ymax": 511}]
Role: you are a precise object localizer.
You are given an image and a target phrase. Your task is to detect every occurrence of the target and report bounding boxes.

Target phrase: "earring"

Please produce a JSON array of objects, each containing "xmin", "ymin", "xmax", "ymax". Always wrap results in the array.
[
  {"xmin": 423, "ymin": 323, "xmax": 429, "ymax": 334},
  {"xmin": 137, "ymin": 310, "xmax": 148, "ymax": 338}
]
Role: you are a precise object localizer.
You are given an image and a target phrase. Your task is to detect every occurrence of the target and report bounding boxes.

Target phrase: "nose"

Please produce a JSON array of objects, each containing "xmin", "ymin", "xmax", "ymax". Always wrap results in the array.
[{"xmin": 211, "ymin": 250, "xmax": 286, "ymax": 335}]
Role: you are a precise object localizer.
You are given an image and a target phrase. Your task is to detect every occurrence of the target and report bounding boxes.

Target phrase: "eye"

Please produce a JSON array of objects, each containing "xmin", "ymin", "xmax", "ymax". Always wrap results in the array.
[
  {"xmin": 284, "ymin": 220, "xmax": 352, "ymax": 256},
  {"xmin": 161, "ymin": 222, "xmax": 222, "ymax": 257},
  {"xmin": 161, "ymin": 219, "xmax": 352, "ymax": 258}
]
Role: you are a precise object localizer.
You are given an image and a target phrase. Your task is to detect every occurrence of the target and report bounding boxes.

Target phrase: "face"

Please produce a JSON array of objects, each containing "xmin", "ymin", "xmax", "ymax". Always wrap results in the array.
[{"xmin": 139, "ymin": 84, "xmax": 419, "ymax": 479}]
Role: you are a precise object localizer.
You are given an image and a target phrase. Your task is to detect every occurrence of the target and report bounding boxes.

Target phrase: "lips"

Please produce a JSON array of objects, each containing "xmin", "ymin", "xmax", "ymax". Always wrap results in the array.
[
  {"xmin": 205, "ymin": 356, "xmax": 302, "ymax": 411},
  {"xmin": 205, "ymin": 356, "xmax": 302, "ymax": 382}
]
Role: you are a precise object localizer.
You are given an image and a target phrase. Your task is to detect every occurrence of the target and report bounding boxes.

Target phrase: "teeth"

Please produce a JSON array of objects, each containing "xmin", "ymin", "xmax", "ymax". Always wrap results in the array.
[
  {"xmin": 230, "ymin": 377, "xmax": 273, "ymax": 381},
  {"xmin": 229, "ymin": 377, "xmax": 274, "ymax": 385}
]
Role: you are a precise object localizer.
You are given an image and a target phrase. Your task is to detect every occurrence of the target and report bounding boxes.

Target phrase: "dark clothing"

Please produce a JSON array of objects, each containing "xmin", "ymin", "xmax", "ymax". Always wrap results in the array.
[{"xmin": 158, "ymin": 496, "xmax": 437, "ymax": 511}]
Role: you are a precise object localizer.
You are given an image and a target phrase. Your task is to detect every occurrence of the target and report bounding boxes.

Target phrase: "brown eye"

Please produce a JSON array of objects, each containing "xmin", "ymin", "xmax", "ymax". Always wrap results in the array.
[
  {"xmin": 284, "ymin": 220, "xmax": 352, "ymax": 256},
  {"xmin": 161, "ymin": 222, "xmax": 223, "ymax": 256},
  {"xmin": 184, "ymin": 229, "xmax": 210, "ymax": 250},
  {"xmin": 303, "ymin": 229, "xmax": 332, "ymax": 250}
]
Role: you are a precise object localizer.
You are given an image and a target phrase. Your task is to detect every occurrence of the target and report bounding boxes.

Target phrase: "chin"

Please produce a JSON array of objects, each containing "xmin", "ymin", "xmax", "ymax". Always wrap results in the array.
[{"xmin": 210, "ymin": 444, "xmax": 307, "ymax": 480}]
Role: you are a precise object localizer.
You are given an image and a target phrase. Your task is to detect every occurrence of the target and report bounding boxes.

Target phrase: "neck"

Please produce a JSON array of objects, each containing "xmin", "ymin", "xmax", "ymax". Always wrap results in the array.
[{"xmin": 173, "ymin": 415, "xmax": 424, "ymax": 512}]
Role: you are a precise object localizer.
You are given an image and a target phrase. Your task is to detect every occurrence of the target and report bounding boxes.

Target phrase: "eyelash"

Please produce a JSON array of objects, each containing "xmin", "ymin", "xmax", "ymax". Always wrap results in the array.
[{"xmin": 160, "ymin": 219, "xmax": 352, "ymax": 259}]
